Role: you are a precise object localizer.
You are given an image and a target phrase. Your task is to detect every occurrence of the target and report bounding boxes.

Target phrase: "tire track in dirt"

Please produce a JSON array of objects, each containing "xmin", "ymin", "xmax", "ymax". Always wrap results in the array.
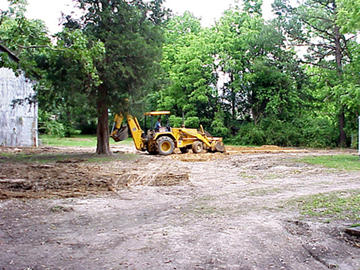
[{"xmin": 0, "ymin": 148, "xmax": 359, "ymax": 269}]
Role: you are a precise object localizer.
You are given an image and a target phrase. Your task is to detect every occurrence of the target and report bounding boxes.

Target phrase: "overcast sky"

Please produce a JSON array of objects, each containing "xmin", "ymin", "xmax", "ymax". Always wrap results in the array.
[{"xmin": 0, "ymin": 0, "xmax": 274, "ymax": 34}]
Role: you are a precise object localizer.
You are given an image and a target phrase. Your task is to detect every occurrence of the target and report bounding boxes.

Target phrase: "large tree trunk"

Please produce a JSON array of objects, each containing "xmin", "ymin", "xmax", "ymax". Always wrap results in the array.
[
  {"xmin": 334, "ymin": 20, "xmax": 347, "ymax": 147},
  {"xmin": 96, "ymin": 86, "xmax": 111, "ymax": 155},
  {"xmin": 338, "ymin": 107, "xmax": 346, "ymax": 147}
]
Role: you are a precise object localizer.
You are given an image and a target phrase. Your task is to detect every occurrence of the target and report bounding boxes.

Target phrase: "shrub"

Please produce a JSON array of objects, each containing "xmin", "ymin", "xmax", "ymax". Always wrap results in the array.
[
  {"xmin": 227, "ymin": 123, "xmax": 266, "ymax": 145},
  {"xmin": 38, "ymin": 110, "xmax": 66, "ymax": 137},
  {"xmin": 184, "ymin": 116, "xmax": 200, "ymax": 128},
  {"xmin": 227, "ymin": 116, "xmax": 337, "ymax": 148},
  {"xmin": 169, "ymin": 115, "xmax": 183, "ymax": 127},
  {"xmin": 301, "ymin": 117, "xmax": 337, "ymax": 148}
]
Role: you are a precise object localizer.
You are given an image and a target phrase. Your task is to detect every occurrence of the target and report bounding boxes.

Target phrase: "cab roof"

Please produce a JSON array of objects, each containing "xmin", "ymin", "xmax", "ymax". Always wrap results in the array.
[{"xmin": 144, "ymin": 111, "xmax": 171, "ymax": 116}]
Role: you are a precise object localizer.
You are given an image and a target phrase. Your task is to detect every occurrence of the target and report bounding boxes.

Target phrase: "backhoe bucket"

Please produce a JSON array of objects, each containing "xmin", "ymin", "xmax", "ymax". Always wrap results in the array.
[{"xmin": 111, "ymin": 125, "xmax": 128, "ymax": 142}]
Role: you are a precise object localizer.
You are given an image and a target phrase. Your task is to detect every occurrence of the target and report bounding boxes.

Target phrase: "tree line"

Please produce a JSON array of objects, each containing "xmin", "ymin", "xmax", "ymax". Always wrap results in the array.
[{"xmin": 1, "ymin": 0, "xmax": 359, "ymax": 154}]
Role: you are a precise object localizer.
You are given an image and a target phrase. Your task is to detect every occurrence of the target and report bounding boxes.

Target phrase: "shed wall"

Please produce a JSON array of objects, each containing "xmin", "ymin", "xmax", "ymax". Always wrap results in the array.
[{"xmin": 0, "ymin": 67, "xmax": 38, "ymax": 147}]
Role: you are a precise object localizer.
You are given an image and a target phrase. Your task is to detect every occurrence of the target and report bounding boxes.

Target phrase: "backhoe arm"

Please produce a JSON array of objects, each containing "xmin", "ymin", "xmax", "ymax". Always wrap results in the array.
[{"xmin": 126, "ymin": 114, "xmax": 145, "ymax": 151}]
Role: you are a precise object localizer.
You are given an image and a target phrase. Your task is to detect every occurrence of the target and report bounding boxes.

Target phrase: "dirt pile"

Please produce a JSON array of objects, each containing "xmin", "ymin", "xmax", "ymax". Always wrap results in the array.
[
  {"xmin": 0, "ymin": 163, "xmax": 121, "ymax": 199},
  {"xmin": 119, "ymin": 161, "xmax": 190, "ymax": 187},
  {"xmin": 170, "ymin": 145, "xmax": 306, "ymax": 162},
  {"xmin": 0, "ymin": 149, "xmax": 190, "ymax": 199},
  {"xmin": 0, "ymin": 144, "xmax": 307, "ymax": 199},
  {"xmin": 171, "ymin": 151, "xmax": 228, "ymax": 162},
  {"xmin": 226, "ymin": 145, "xmax": 307, "ymax": 154}
]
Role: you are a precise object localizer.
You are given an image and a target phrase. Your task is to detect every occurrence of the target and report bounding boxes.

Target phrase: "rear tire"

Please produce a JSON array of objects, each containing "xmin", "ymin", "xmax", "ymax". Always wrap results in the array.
[
  {"xmin": 157, "ymin": 136, "xmax": 175, "ymax": 155},
  {"xmin": 192, "ymin": 141, "xmax": 203, "ymax": 154}
]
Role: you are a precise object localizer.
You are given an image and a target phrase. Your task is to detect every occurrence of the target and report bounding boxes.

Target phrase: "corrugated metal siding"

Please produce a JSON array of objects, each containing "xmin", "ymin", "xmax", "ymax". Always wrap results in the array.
[{"xmin": 0, "ymin": 67, "xmax": 38, "ymax": 147}]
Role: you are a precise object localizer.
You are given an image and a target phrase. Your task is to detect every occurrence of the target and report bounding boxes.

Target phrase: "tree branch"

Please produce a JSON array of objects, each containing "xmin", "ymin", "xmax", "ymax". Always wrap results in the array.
[
  {"xmin": 299, "ymin": 59, "xmax": 334, "ymax": 70},
  {"xmin": 299, "ymin": 17, "xmax": 335, "ymax": 38}
]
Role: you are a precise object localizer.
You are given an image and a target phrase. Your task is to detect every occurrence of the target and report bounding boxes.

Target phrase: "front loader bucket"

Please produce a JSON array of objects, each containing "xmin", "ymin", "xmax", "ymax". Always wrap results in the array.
[
  {"xmin": 215, "ymin": 141, "xmax": 226, "ymax": 153},
  {"xmin": 111, "ymin": 125, "xmax": 128, "ymax": 142}
]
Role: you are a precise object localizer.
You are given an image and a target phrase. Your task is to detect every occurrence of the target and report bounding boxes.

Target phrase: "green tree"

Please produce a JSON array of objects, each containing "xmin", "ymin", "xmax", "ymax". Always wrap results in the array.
[
  {"xmin": 35, "ymin": 29, "xmax": 105, "ymax": 136},
  {"xmin": 0, "ymin": 1, "xmax": 103, "ymax": 137},
  {"xmin": 0, "ymin": 0, "xmax": 50, "ymax": 76},
  {"xmin": 154, "ymin": 12, "xmax": 221, "ymax": 132},
  {"xmin": 214, "ymin": 5, "xmax": 305, "ymax": 125},
  {"xmin": 273, "ymin": 0, "xmax": 356, "ymax": 146},
  {"xmin": 64, "ymin": 0, "xmax": 168, "ymax": 154}
]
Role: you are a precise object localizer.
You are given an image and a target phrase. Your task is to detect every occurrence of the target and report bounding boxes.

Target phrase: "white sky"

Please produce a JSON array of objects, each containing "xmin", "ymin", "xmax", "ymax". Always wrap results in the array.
[{"xmin": 0, "ymin": 0, "xmax": 274, "ymax": 34}]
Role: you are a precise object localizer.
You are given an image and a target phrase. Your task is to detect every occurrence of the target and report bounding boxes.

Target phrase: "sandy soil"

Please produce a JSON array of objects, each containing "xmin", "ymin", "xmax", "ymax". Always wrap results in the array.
[{"xmin": 0, "ymin": 144, "xmax": 359, "ymax": 270}]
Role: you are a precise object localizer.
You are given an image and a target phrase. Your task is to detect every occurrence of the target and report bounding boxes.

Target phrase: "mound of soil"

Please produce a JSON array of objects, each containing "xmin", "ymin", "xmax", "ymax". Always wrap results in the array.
[
  {"xmin": 0, "ymin": 148, "xmax": 190, "ymax": 199},
  {"xmin": 0, "ymin": 163, "xmax": 120, "ymax": 199}
]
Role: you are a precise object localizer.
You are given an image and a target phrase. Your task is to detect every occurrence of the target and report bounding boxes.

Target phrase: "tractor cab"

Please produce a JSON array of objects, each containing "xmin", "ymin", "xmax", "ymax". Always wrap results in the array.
[{"xmin": 144, "ymin": 111, "xmax": 171, "ymax": 134}]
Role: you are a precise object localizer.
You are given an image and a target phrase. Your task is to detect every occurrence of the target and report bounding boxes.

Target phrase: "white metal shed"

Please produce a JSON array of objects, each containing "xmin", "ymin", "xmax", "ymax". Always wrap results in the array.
[{"xmin": 0, "ymin": 45, "xmax": 38, "ymax": 147}]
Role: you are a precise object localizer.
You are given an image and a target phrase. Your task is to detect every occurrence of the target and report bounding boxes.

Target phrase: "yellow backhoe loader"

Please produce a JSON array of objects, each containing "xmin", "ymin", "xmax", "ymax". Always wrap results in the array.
[{"xmin": 110, "ymin": 111, "xmax": 225, "ymax": 155}]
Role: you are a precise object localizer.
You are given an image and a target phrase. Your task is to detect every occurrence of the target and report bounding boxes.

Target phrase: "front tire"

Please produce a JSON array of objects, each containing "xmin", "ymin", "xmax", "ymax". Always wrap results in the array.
[
  {"xmin": 157, "ymin": 136, "xmax": 175, "ymax": 155},
  {"xmin": 192, "ymin": 141, "xmax": 203, "ymax": 154}
]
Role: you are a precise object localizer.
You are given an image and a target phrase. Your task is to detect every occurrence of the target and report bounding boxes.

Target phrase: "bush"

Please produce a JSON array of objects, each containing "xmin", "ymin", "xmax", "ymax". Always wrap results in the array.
[
  {"xmin": 301, "ymin": 117, "xmax": 337, "ymax": 148},
  {"xmin": 169, "ymin": 115, "xmax": 183, "ymax": 127},
  {"xmin": 260, "ymin": 119, "xmax": 300, "ymax": 146},
  {"xmin": 184, "ymin": 116, "xmax": 200, "ymax": 128},
  {"xmin": 227, "ymin": 116, "xmax": 338, "ymax": 148},
  {"xmin": 211, "ymin": 110, "xmax": 230, "ymax": 137},
  {"xmin": 227, "ymin": 123, "xmax": 266, "ymax": 145},
  {"xmin": 38, "ymin": 110, "xmax": 66, "ymax": 137}
]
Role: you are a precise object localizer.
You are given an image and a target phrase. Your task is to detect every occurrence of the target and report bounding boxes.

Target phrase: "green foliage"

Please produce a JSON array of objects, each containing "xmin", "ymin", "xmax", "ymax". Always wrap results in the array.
[
  {"xmin": 231, "ymin": 120, "xmax": 299, "ymax": 146},
  {"xmin": 227, "ymin": 123, "xmax": 266, "ymax": 146},
  {"xmin": 68, "ymin": 0, "xmax": 168, "ymax": 154},
  {"xmin": 3, "ymin": 0, "xmax": 359, "ymax": 150},
  {"xmin": 169, "ymin": 115, "xmax": 183, "ymax": 127},
  {"xmin": 227, "ymin": 117, "xmax": 337, "ymax": 147},
  {"xmin": 273, "ymin": 0, "xmax": 356, "ymax": 147},
  {"xmin": 184, "ymin": 117, "xmax": 200, "ymax": 128},
  {"xmin": 336, "ymin": 0, "xmax": 360, "ymax": 33},
  {"xmin": 214, "ymin": 7, "xmax": 306, "ymax": 125},
  {"xmin": 301, "ymin": 117, "xmax": 338, "ymax": 148},
  {"xmin": 154, "ymin": 12, "xmax": 219, "ymax": 131},
  {"xmin": 211, "ymin": 110, "xmax": 230, "ymax": 137},
  {"xmin": 0, "ymin": 1, "xmax": 50, "ymax": 79},
  {"xmin": 38, "ymin": 110, "xmax": 66, "ymax": 137}
]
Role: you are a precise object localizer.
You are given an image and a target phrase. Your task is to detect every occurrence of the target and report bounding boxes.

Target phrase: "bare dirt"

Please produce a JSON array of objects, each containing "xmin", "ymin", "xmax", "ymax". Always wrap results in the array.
[{"xmin": 0, "ymin": 144, "xmax": 359, "ymax": 270}]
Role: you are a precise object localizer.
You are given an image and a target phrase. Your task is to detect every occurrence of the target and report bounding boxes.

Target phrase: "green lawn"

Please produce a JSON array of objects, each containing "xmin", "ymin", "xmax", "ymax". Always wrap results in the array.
[
  {"xmin": 299, "ymin": 154, "xmax": 360, "ymax": 171},
  {"xmin": 40, "ymin": 134, "xmax": 133, "ymax": 147},
  {"xmin": 1, "ymin": 135, "xmax": 137, "ymax": 164},
  {"xmin": 298, "ymin": 191, "xmax": 360, "ymax": 220}
]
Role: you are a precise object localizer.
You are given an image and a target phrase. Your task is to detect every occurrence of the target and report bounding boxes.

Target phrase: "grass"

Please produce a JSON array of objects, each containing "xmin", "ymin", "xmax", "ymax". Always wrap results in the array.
[
  {"xmin": 40, "ymin": 134, "xmax": 133, "ymax": 147},
  {"xmin": 0, "ymin": 152, "xmax": 138, "ymax": 164},
  {"xmin": 297, "ymin": 190, "xmax": 360, "ymax": 221},
  {"xmin": 0, "ymin": 135, "xmax": 138, "ymax": 164},
  {"xmin": 299, "ymin": 154, "xmax": 360, "ymax": 171}
]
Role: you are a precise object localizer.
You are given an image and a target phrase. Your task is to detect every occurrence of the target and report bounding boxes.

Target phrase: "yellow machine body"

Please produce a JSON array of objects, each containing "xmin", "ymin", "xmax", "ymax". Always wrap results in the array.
[{"xmin": 111, "ymin": 111, "xmax": 225, "ymax": 155}]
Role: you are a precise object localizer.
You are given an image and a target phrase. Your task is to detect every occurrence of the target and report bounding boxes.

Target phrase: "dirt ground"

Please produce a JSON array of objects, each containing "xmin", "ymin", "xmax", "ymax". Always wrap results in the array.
[{"xmin": 0, "ymin": 144, "xmax": 359, "ymax": 270}]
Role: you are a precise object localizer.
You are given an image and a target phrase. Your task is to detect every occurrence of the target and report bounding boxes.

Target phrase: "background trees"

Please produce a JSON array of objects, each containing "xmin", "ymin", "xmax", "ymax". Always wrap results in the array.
[
  {"xmin": 1, "ymin": 0, "xmax": 359, "ymax": 149},
  {"xmin": 273, "ymin": 0, "xmax": 358, "ymax": 146}
]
